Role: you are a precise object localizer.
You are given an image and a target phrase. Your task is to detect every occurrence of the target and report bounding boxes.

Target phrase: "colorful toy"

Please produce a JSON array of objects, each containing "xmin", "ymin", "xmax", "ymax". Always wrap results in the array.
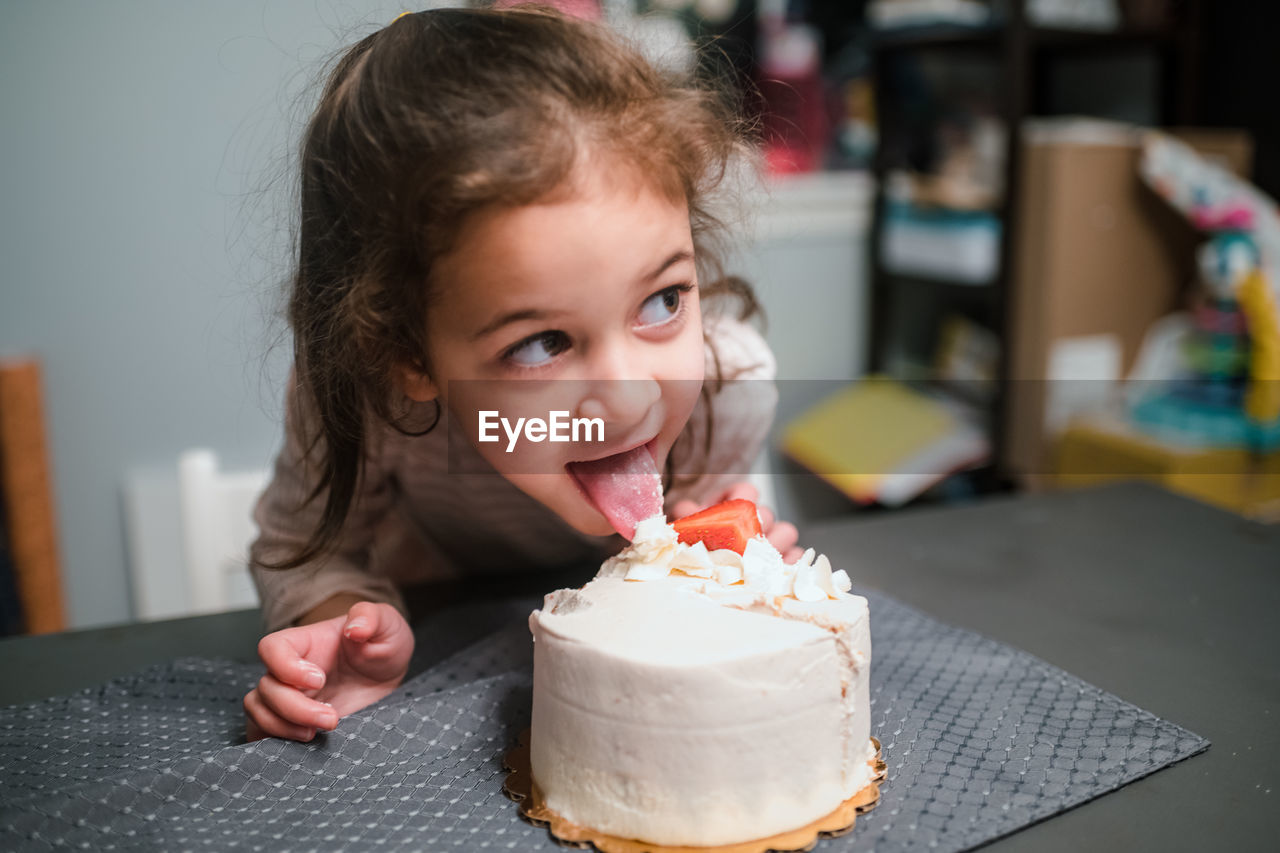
[{"xmin": 1131, "ymin": 134, "xmax": 1280, "ymax": 452}]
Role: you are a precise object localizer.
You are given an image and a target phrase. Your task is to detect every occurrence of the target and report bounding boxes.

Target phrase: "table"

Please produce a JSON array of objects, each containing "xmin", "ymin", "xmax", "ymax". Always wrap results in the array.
[{"xmin": 2, "ymin": 482, "xmax": 1276, "ymax": 850}]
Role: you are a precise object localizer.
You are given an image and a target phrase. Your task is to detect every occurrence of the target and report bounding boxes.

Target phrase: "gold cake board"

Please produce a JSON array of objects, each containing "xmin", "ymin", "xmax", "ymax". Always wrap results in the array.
[{"xmin": 503, "ymin": 731, "xmax": 886, "ymax": 853}]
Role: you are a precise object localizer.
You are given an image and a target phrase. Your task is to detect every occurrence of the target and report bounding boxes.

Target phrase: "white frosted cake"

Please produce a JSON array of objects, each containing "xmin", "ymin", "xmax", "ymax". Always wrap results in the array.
[{"xmin": 528, "ymin": 516, "xmax": 874, "ymax": 847}]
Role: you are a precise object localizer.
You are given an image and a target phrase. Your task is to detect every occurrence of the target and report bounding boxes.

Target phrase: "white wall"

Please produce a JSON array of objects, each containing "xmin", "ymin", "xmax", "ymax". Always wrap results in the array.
[
  {"xmin": 0, "ymin": 1, "xmax": 871, "ymax": 628},
  {"xmin": 0, "ymin": 1, "xmax": 416, "ymax": 628}
]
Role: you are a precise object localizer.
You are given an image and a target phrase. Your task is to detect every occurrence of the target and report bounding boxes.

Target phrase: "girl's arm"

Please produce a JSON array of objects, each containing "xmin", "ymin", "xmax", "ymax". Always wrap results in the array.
[
  {"xmin": 250, "ymin": 375, "xmax": 407, "ymax": 632},
  {"xmin": 244, "ymin": 378, "xmax": 415, "ymax": 741}
]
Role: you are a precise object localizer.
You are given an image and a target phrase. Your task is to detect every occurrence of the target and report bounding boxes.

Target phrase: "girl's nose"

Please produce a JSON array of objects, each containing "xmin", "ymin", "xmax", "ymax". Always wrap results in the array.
[
  {"xmin": 577, "ymin": 378, "xmax": 661, "ymax": 428},
  {"xmin": 576, "ymin": 341, "xmax": 662, "ymax": 428}
]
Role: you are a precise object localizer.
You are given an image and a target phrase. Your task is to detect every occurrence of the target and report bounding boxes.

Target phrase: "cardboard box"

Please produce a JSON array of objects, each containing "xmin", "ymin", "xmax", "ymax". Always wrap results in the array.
[{"xmin": 1003, "ymin": 121, "xmax": 1254, "ymax": 485}]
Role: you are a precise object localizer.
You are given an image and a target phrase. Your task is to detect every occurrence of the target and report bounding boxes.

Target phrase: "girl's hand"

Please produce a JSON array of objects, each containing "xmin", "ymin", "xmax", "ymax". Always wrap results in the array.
[
  {"xmin": 244, "ymin": 601, "xmax": 414, "ymax": 742},
  {"xmin": 671, "ymin": 482, "xmax": 804, "ymax": 564}
]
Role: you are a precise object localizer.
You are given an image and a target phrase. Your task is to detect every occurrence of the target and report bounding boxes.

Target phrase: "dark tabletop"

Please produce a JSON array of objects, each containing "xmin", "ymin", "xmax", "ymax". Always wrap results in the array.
[{"xmin": 2, "ymin": 481, "xmax": 1276, "ymax": 851}]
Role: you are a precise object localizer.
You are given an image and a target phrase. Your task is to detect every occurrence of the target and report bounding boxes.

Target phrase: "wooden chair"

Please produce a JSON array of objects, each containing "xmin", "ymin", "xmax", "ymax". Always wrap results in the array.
[{"xmin": 0, "ymin": 358, "xmax": 66, "ymax": 634}]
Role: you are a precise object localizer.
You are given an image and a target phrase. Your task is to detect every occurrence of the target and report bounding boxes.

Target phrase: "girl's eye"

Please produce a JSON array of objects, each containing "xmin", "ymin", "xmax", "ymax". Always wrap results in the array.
[
  {"xmin": 637, "ymin": 284, "xmax": 691, "ymax": 327},
  {"xmin": 503, "ymin": 331, "xmax": 570, "ymax": 368}
]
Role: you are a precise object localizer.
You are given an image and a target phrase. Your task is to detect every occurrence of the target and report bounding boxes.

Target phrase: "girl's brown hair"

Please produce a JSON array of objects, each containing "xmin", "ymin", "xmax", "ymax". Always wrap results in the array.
[{"xmin": 272, "ymin": 5, "xmax": 761, "ymax": 570}]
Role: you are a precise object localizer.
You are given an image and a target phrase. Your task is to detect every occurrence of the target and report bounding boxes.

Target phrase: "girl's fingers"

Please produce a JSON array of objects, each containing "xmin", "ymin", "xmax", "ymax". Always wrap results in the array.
[
  {"xmin": 346, "ymin": 601, "xmax": 411, "ymax": 646},
  {"xmin": 671, "ymin": 499, "xmax": 698, "ymax": 518},
  {"xmin": 341, "ymin": 603, "xmax": 414, "ymax": 684},
  {"xmin": 783, "ymin": 546, "xmax": 806, "ymax": 565},
  {"xmin": 256, "ymin": 674, "xmax": 339, "ymax": 731},
  {"xmin": 342, "ymin": 600, "xmax": 398, "ymax": 644},
  {"xmin": 344, "ymin": 604, "xmax": 410, "ymax": 660},
  {"xmin": 343, "ymin": 603, "xmax": 393, "ymax": 654},
  {"xmin": 258, "ymin": 632, "xmax": 325, "ymax": 691},
  {"xmin": 757, "ymin": 504, "xmax": 775, "ymax": 531},
  {"xmin": 722, "ymin": 482, "xmax": 758, "ymax": 504},
  {"xmin": 342, "ymin": 601, "xmax": 378, "ymax": 643},
  {"xmin": 767, "ymin": 520, "xmax": 799, "ymax": 555},
  {"xmin": 244, "ymin": 688, "xmax": 317, "ymax": 743},
  {"xmin": 245, "ymin": 715, "xmax": 266, "ymax": 743}
]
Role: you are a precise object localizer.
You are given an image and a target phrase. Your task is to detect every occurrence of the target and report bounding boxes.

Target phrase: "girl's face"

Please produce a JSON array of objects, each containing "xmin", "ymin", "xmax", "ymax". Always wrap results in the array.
[{"xmin": 406, "ymin": 158, "xmax": 706, "ymax": 537}]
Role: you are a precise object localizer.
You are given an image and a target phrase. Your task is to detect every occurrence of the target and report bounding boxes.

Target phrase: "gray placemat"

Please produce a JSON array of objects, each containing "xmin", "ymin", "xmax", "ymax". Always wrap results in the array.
[{"xmin": 0, "ymin": 591, "xmax": 1208, "ymax": 852}]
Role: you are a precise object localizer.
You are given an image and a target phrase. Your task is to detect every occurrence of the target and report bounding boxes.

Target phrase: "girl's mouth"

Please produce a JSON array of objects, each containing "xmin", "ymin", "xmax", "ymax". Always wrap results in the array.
[{"xmin": 565, "ymin": 439, "xmax": 662, "ymax": 540}]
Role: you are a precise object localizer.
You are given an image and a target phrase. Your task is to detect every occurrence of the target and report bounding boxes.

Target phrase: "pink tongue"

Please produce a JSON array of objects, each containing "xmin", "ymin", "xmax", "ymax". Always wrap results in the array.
[{"xmin": 567, "ymin": 445, "xmax": 664, "ymax": 540}]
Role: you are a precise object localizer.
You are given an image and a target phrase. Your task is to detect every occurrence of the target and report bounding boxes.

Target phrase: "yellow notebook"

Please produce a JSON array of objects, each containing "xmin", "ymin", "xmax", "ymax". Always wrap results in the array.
[{"xmin": 783, "ymin": 379, "xmax": 988, "ymax": 505}]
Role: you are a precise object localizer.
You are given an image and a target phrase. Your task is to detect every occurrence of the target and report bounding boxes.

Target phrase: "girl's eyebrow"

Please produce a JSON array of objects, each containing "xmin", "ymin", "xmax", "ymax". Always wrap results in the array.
[
  {"xmin": 471, "ymin": 249, "xmax": 694, "ymax": 342},
  {"xmin": 471, "ymin": 307, "xmax": 558, "ymax": 342},
  {"xmin": 642, "ymin": 249, "xmax": 695, "ymax": 284}
]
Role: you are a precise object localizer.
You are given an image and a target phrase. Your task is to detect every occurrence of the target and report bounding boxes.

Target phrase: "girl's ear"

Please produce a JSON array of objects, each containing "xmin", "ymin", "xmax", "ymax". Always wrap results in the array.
[{"xmin": 396, "ymin": 363, "xmax": 439, "ymax": 403}]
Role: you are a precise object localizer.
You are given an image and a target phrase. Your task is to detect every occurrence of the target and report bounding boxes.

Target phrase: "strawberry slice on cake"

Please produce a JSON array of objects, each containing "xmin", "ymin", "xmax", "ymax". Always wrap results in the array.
[{"xmin": 671, "ymin": 498, "xmax": 762, "ymax": 555}]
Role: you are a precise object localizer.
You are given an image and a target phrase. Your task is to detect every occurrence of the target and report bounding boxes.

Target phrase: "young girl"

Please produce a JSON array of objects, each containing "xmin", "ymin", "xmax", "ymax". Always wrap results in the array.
[{"xmin": 244, "ymin": 5, "xmax": 800, "ymax": 743}]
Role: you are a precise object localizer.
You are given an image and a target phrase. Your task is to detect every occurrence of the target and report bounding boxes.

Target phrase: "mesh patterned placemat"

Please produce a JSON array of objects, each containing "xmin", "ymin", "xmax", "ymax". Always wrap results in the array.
[{"xmin": 0, "ymin": 591, "xmax": 1208, "ymax": 852}]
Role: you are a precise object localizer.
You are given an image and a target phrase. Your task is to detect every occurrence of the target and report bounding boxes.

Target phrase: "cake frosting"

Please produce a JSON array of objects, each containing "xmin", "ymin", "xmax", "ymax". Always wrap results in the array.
[{"xmin": 528, "ymin": 515, "xmax": 874, "ymax": 847}]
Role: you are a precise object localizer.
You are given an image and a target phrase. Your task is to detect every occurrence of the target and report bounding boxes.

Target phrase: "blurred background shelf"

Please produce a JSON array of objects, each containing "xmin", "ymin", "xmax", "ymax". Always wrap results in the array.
[
  {"xmin": 871, "ymin": 25, "xmax": 1178, "ymax": 53},
  {"xmin": 864, "ymin": 0, "xmax": 1204, "ymax": 496}
]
